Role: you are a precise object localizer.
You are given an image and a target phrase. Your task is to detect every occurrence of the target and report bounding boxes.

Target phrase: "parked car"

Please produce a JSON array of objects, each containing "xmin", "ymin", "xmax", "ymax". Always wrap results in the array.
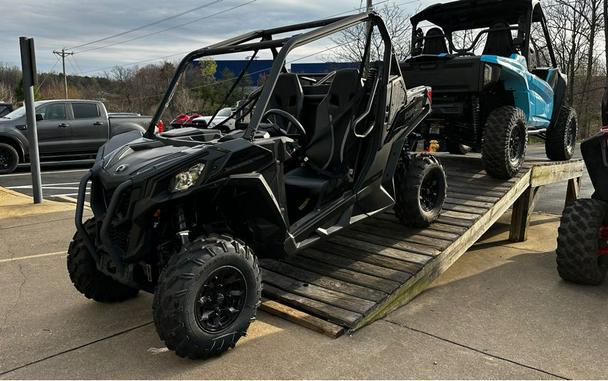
[
  {"xmin": 0, "ymin": 99, "xmax": 153, "ymax": 174},
  {"xmin": 0, "ymin": 102, "xmax": 12, "ymax": 118},
  {"xmin": 191, "ymin": 107, "xmax": 237, "ymax": 130},
  {"xmin": 401, "ymin": 0, "xmax": 576, "ymax": 179}
]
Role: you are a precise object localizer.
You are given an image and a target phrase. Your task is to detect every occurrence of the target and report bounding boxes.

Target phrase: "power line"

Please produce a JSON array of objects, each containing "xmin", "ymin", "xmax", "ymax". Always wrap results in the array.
[
  {"xmin": 79, "ymin": 0, "xmax": 420, "ymax": 76},
  {"xmin": 75, "ymin": 0, "xmax": 257, "ymax": 54},
  {"xmin": 67, "ymin": 0, "xmax": 224, "ymax": 50}
]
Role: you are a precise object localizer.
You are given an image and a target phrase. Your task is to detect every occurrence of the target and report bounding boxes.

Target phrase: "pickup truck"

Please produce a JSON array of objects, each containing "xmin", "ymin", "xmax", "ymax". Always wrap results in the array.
[
  {"xmin": 0, "ymin": 99, "xmax": 152, "ymax": 174},
  {"xmin": 0, "ymin": 102, "xmax": 12, "ymax": 118}
]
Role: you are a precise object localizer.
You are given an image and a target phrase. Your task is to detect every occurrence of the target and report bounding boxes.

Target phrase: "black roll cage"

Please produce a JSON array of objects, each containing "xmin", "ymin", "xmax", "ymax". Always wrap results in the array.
[
  {"xmin": 145, "ymin": 12, "xmax": 395, "ymax": 138},
  {"xmin": 410, "ymin": 1, "xmax": 557, "ymax": 68}
]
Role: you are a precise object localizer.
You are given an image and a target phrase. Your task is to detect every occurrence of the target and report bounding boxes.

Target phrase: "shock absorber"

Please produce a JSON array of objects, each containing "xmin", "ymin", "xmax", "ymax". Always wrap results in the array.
[
  {"xmin": 176, "ymin": 205, "xmax": 190, "ymax": 245},
  {"xmin": 472, "ymin": 96, "xmax": 481, "ymax": 146}
]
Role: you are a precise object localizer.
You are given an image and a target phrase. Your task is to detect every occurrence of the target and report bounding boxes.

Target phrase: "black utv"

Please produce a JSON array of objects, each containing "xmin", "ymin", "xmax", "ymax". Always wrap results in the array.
[
  {"xmin": 555, "ymin": 87, "xmax": 608, "ymax": 285},
  {"xmin": 401, "ymin": 0, "xmax": 577, "ymax": 179},
  {"xmin": 68, "ymin": 12, "xmax": 446, "ymax": 359}
]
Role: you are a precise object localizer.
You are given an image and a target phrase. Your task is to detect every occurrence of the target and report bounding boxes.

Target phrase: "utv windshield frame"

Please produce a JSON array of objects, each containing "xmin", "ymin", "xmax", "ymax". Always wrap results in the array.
[{"xmin": 145, "ymin": 12, "xmax": 394, "ymax": 138}]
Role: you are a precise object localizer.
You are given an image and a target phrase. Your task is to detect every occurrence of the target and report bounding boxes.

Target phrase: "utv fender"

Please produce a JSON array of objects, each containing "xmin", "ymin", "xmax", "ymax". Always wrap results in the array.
[
  {"xmin": 481, "ymin": 55, "xmax": 554, "ymax": 127},
  {"xmin": 219, "ymin": 173, "xmax": 290, "ymax": 257}
]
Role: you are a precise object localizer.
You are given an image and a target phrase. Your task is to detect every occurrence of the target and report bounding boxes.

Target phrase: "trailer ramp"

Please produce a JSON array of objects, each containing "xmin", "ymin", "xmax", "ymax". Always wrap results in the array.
[{"xmin": 259, "ymin": 155, "xmax": 584, "ymax": 337}]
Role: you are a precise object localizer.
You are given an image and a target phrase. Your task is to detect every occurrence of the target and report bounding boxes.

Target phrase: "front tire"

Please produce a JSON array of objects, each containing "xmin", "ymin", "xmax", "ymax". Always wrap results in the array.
[
  {"xmin": 394, "ymin": 154, "xmax": 447, "ymax": 228},
  {"xmin": 153, "ymin": 234, "xmax": 261, "ymax": 359},
  {"xmin": 67, "ymin": 219, "xmax": 139, "ymax": 302},
  {"xmin": 482, "ymin": 106, "xmax": 528, "ymax": 179},
  {"xmin": 556, "ymin": 199, "xmax": 608, "ymax": 285},
  {"xmin": 0, "ymin": 143, "xmax": 19, "ymax": 175},
  {"xmin": 546, "ymin": 105, "xmax": 577, "ymax": 161}
]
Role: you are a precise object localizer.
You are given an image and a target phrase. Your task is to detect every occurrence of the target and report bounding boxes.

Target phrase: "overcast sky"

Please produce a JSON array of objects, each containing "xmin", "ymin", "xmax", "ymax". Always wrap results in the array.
[{"xmin": 1, "ymin": 0, "xmax": 432, "ymax": 77}]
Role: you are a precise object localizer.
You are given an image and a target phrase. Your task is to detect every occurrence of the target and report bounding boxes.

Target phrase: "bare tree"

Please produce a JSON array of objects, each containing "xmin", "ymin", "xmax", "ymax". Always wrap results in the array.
[{"xmin": 331, "ymin": 4, "xmax": 413, "ymax": 63}]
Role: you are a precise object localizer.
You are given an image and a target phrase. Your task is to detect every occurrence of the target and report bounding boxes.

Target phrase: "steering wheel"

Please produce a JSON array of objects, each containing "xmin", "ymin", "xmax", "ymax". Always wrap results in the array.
[{"xmin": 262, "ymin": 109, "xmax": 307, "ymax": 143}]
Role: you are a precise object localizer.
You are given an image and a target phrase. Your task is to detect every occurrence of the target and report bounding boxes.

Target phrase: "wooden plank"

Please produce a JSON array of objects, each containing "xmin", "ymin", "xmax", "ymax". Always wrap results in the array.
[
  {"xmin": 565, "ymin": 177, "xmax": 581, "ymax": 207},
  {"xmin": 509, "ymin": 186, "xmax": 542, "ymax": 242},
  {"xmin": 443, "ymin": 171, "xmax": 519, "ymax": 184},
  {"xmin": 281, "ymin": 254, "xmax": 401, "ymax": 293},
  {"xmin": 442, "ymin": 202, "xmax": 488, "ymax": 215},
  {"xmin": 262, "ymin": 284, "xmax": 361, "ymax": 327},
  {"xmin": 440, "ymin": 210, "xmax": 482, "ymax": 220},
  {"xmin": 260, "ymin": 299, "xmax": 345, "ymax": 338},
  {"xmin": 447, "ymin": 178, "xmax": 513, "ymax": 192},
  {"xmin": 436, "ymin": 216, "xmax": 476, "ymax": 228},
  {"xmin": 367, "ymin": 218, "xmax": 462, "ymax": 240},
  {"xmin": 351, "ymin": 222, "xmax": 453, "ymax": 250},
  {"xmin": 447, "ymin": 185, "xmax": 507, "ymax": 198},
  {"xmin": 530, "ymin": 160, "xmax": 584, "ymax": 187},
  {"xmin": 447, "ymin": 192, "xmax": 501, "ymax": 203},
  {"xmin": 260, "ymin": 260, "xmax": 387, "ymax": 302},
  {"xmin": 262, "ymin": 269, "xmax": 376, "ymax": 314},
  {"xmin": 445, "ymin": 197, "xmax": 495, "ymax": 209},
  {"xmin": 322, "ymin": 241, "xmax": 423, "ymax": 273},
  {"xmin": 349, "ymin": 168, "xmax": 532, "ymax": 331},
  {"xmin": 301, "ymin": 248, "xmax": 412, "ymax": 282},
  {"xmin": 338, "ymin": 231, "xmax": 441, "ymax": 257},
  {"xmin": 330, "ymin": 235, "xmax": 432, "ymax": 266}
]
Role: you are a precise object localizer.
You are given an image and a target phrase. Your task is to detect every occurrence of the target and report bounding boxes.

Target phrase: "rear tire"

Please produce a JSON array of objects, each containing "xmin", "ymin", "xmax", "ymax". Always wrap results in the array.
[
  {"xmin": 556, "ymin": 199, "xmax": 608, "ymax": 285},
  {"xmin": 153, "ymin": 234, "xmax": 261, "ymax": 359},
  {"xmin": 546, "ymin": 105, "xmax": 577, "ymax": 161},
  {"xmin": 394, "ymin": 154, "xmax": 447, "ymax": 228},
  {"xmin": 481, "ymin": 106, "xmax": 528, "ymax": 179},
  {"xmin": 67, "ymin": 219, "xmax": 139, "ymax": 302},
  {"xmin": 0, "ymin": 143, "xmax": 19, "ymax": 175}
]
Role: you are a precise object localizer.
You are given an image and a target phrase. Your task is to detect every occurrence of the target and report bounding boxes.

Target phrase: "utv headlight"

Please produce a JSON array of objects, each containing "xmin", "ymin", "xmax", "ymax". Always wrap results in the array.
[{"xmin": 172, "ymin": 163, "xmax": 205, "ymax": 192}]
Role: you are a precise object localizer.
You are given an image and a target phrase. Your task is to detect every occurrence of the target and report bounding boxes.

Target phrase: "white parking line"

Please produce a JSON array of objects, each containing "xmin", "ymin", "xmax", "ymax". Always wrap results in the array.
[
  {"xmin": 0, "ymin": 169, "xmax": 89, "ymax": 178},
  {"xmin": 0, "ymin": 251, "xmax": 67, "ymax": 263},
  {"xmin": 8, "ymin": 186, "xmax": 83, "ymax": 190}
]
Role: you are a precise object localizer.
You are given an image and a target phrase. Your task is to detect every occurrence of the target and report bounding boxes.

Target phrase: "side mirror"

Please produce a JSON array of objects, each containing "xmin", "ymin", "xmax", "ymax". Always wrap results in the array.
[{"xmin": 36, "ymin": 113, "xmax": 44, "ymax": 121}]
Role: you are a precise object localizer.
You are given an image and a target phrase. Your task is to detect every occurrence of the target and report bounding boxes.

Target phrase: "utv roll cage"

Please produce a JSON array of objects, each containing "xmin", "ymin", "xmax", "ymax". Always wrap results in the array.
[
  {"xmin": 410, "ymin": 0, "xmax": 557, "ymax": 67},
  {"xmin": 146, "ymin": 12, "xmax": 397, "ymax": 139}
]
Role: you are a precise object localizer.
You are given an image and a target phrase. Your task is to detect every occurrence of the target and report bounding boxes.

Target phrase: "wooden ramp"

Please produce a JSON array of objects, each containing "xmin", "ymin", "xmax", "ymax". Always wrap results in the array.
[{"xmin": 259, "ymin": 155, "xmax": 584, "ymax": 337}]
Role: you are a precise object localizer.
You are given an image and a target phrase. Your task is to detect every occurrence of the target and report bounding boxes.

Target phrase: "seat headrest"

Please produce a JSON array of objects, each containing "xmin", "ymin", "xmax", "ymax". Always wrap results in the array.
[
  {"xmin": 271, "ymin": 73, "xmax": 304, "ymax": 116},
  {"xmin": 483, "ymin": 23, "xmax": 515, "ymax": 58},
  {"xmin": 423, "ymin": 27, "xmax": 449, "ymax": 55},
  {"xmin": 326, "ymin": 69, "xmax": 361, "ymax": 108}
]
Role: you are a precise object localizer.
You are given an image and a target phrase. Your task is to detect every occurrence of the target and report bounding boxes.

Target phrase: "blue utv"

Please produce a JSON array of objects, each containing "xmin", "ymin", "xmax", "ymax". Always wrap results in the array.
[{"xmin": 401, "ymin": 0, "xmax": 577, "ymax": 179}]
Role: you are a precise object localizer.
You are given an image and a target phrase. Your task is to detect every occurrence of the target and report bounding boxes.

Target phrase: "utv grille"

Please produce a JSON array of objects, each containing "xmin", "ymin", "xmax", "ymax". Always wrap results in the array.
[{"xmin": 109, "ymin": 225, "xmax": 130, "ymax": 252}]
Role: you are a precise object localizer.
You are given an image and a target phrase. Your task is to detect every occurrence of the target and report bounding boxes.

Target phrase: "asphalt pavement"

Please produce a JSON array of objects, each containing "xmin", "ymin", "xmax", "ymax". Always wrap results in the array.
[{"xmin": 0, "ymin": 160, "xmax": 92, "ymax": 202}]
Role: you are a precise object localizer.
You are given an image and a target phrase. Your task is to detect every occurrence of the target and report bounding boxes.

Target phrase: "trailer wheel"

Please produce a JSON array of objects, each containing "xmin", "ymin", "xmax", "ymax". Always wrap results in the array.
[
  {"xmin": 482, "ymin": 106, "xmax": 528, "ymax": 179},
  {"xmin": 153, "ymin": 234, "xmax": 261, "ymax": 359},
  {"xmin": 546, "ymin": 105, "xmax": 577, "ymax": 161},
  {"xmin": 556, "ymin": 199, "xmax": 608, "ymax": 285},
  {"xmin": 0, "ymin": 143, "xmax": 19, "ymax": 175},
  {"xmin": 67, "ymin": 219, "xmax": 139, "ymax": 302},
  {"xmin": 394, "ymin": 154, "xmax": 447, "ymax": 228}
]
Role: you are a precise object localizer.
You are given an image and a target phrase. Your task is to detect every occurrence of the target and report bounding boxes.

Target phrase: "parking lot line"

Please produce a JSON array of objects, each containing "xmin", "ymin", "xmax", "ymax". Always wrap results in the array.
[
  {"xmin": 0, "ymin": 169, "xmax": 89, "ymax": 178},
  {"xmin": 0, "ymin": 251, "xmax": 67, "ymax": 264}
]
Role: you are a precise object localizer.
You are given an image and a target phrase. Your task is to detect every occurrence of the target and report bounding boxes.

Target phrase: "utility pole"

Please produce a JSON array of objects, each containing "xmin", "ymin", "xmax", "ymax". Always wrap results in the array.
[{"xmin": 53, "ymin": 48, "xmax": 73, "ymax": 99}]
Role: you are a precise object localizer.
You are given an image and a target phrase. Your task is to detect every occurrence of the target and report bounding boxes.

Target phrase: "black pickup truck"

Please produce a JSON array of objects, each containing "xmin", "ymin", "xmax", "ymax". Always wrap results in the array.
[{"xmin": 0, "ymin": 100, "xmax": 152, "ymax": 174}]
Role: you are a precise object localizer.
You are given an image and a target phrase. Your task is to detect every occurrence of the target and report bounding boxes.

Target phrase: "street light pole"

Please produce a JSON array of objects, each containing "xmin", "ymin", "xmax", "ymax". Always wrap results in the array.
[
  {"xmin": 53, "ymin": 48, "xmax": 73, "ymax": 99},
  {"xmin": 19, "ymin": 37, "xmax": 43, "ymax": 204}
]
